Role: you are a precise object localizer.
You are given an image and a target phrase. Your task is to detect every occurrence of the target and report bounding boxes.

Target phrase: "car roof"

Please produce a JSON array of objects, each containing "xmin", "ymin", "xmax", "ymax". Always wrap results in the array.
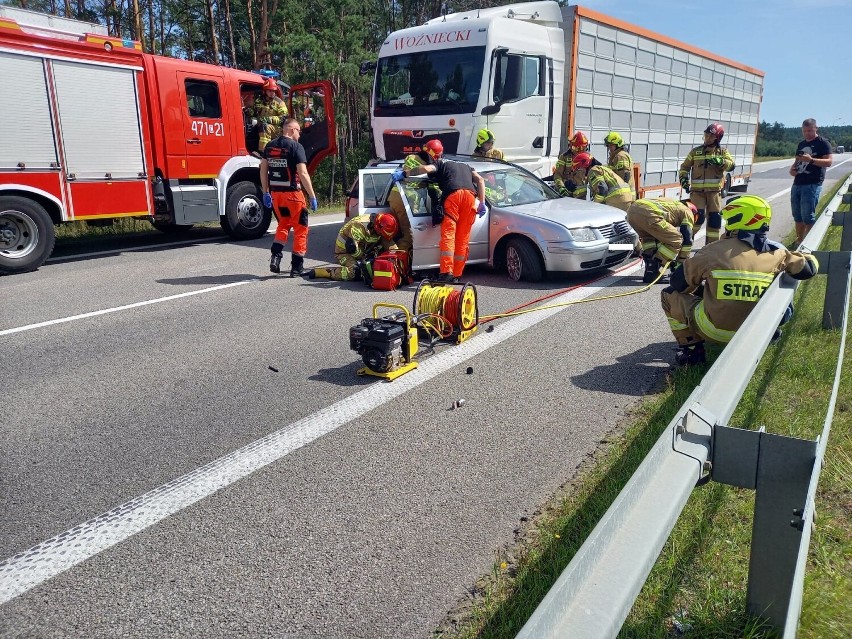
[{"xmin": 373, "ymin": 154, "xmax": 517, "ymax": 175}]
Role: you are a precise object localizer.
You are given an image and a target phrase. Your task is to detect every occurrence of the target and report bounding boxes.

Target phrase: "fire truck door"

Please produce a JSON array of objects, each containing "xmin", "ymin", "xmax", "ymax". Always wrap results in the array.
[
  {"xmin": 176, "ymin": 70, "xmax": 231, "ymax": 178},
  {"xmin": 288, "ymin": 81, "xmax": 337, "ymax": 175}
]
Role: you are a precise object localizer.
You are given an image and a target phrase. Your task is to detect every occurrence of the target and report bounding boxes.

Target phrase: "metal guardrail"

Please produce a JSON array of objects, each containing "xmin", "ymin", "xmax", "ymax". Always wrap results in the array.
[{"xmin": 517, "ymin": 175, "xmax": 852, "ymax": 639}]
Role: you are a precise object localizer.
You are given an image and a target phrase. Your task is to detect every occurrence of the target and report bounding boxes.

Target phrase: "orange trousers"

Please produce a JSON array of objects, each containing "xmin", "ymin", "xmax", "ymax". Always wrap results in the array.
[
  {"xmin": 271, "ymin": 191, "xmax": 309, "ymax": 255},
  {"xmin": 439, "ymin": 189, "xmax": 476, "ymax": 277}
]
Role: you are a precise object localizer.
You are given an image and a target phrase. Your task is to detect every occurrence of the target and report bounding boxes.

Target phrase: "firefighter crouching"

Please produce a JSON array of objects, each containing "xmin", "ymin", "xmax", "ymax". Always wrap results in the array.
[
  {"xmin": 661, "ymin": 195, "xmax": 819, "ymax": 366},
  {"xmin": 679, "ymin": 123, "xmax": 735, "ymax": 243},
  {"xmin": 307, "ymin": 213, "xmax": 398, "ymax": 281},
  {"xmin": 553, "ymin": 131, "xmax": 590, "ymax": 199},
  {"xmin": 571, "ymin": 153, "xmax": 635, "ymax": 212},
  {"xmin": 388, "ymin": 140, "xmax": 444, "ymax": 251},
  {"xmin": 627, "ymin": 198, "xmax": 698, "ymax": 283}
]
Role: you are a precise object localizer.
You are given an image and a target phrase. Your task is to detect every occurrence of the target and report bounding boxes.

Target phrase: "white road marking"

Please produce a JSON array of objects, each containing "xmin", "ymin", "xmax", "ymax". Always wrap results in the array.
[
  {"xmin": 0, "ymin": 260, "xmax": 643, "ymax": 604},
  {"xmin": 0, "ymin": 280, "xmax": 257, "ymax": 337}
]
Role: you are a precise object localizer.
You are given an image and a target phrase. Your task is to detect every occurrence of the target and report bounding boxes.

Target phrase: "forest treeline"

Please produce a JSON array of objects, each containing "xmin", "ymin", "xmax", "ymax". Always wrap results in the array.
[
  {"xmin": 757, "ymin": 121, "xmax": 851, "ymax": 158},
  {"xmin": 3, "ymin": 2, "xmax": 849, "ymax": 200}
]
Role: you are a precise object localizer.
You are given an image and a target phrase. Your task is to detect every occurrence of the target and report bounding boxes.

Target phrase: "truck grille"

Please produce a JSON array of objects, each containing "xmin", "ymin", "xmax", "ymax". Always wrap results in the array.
[{"xmin": 595, "ymin": 220, "xmax": 633, "ymax": 239}]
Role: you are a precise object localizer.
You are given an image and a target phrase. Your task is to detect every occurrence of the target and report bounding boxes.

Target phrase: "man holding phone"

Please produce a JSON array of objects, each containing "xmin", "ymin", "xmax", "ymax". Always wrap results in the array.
[{"xmin": 789, "ymin": 118, "xmax": 832, "ymax": 246}]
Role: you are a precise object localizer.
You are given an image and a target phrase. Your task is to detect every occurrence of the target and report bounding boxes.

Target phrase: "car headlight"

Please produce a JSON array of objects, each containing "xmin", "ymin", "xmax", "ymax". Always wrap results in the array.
[{"xmin": 568, "ymin": 227, "xmax": 597, "ymax": 242}]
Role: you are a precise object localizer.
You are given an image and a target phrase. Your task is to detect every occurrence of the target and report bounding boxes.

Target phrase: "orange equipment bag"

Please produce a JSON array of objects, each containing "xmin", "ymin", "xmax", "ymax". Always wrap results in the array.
[{"xmin": 371, "ymin": 250, "xmax": 410, "ymax": 291}]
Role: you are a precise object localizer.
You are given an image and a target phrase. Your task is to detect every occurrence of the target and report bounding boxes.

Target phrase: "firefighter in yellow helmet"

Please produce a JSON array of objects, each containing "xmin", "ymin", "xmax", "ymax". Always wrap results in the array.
[
  {"xmin": 626, "ymin": 199, "xmax": 698, "ymax": 283},
  {"xmin": 661, "ymin": 195, "xmax": 819, "ymax": 366},
  {"xmin": 251, "ymin": 77, "xmax": 289, "ymax": 153},
  {"xmin": 678, "ymin": 123, "xmax": 735, "ymax": 243},
  {"xmin": 603, "ymin": 131, "xmax": 636, "ymax": 196},
  {"xmin": 571, "ymin": 153, "xmax": 634, "ymax": 212},
  {"xmin": 553, "ymin": 131, "xmax": 590, "ymax": 199},
  {"xmin": 472, "ymin": 128, "xmax": 505, "ymax": 160},
  {"xmin": 308, "ymin": 213, "xmax": 398, "ymax": 281}
]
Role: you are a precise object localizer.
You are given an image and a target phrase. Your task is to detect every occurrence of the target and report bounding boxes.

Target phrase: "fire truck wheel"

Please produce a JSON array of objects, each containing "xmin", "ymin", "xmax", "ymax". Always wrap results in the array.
[
  {"xmin": 505, "ymin": 237, "xmax": 544, "ymax": 282},
  {"xmin": 221, "ymin": 181, "xmax": 271, "ymax": 239},
  {"xmin": 0, "ymin": 196, "xmax": 56, "ymax": 275}
]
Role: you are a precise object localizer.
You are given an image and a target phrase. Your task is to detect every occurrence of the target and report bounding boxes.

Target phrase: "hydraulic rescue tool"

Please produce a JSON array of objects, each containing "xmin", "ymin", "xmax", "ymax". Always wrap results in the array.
[{"xmin": 349, "ymin": 281, "xmax": 480, "ymax": 379}]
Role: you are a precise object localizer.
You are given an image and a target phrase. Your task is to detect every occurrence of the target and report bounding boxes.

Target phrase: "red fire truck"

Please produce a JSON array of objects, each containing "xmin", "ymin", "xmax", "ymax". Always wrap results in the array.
[{"xmin": 0, "ymin": 7, "xmax": 336, "ymax": 275}]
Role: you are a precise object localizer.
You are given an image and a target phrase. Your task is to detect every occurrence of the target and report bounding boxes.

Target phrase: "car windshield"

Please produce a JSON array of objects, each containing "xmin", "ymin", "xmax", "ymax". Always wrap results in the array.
[
  {"xmin": 480, "ymin": 166, "xmax": 560, "ymax": 207},
  {"xmin": 374, "ymin": 46, "xmax": 486, "ymax": 116}
]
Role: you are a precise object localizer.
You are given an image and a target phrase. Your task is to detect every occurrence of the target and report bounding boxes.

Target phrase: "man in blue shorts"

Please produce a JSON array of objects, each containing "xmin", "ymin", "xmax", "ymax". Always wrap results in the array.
[{"xmin": 789, "ymin": 118, "xmax": 832, "ymax": 245}]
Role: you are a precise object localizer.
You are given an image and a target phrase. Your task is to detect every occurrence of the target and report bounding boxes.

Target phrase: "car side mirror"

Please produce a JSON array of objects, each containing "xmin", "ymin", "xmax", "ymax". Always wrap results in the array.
[
  {"xmin": 480, "ymin": 104, "xmax": 501, "ymax": 116},
  {"xmin": 359, "ymin": 60, "xmax": 377, "ymax": 76}
]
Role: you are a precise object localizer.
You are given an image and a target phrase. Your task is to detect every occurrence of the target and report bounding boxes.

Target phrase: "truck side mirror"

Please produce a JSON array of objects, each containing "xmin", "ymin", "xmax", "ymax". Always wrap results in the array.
[
  {"xmin": 481, "ymin": 104, "xmax": 500, "ymax": 116},
  {"xmin": 359, "ymin": 60, "xmax": 377, "ymax": 76}
]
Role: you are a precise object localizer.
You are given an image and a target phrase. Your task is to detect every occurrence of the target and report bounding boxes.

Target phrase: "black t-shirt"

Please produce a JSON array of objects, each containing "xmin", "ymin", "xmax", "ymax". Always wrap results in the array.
[
  {"xmin": 793, "ymin": 135, "xmax": 831, "ymax": 185},
  {"xmin": 263, "ymin": 136, "xmax": 307, "ymax": 191},
  {"xmin": 433, "ymin": 159, "xmax": 476, "ymax": 201}
]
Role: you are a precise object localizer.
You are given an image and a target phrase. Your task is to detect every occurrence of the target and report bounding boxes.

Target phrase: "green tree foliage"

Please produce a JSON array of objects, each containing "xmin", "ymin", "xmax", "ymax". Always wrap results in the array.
[{"xmin": 757, "ymin": 120, "xmax": 852, "ymax": 157}]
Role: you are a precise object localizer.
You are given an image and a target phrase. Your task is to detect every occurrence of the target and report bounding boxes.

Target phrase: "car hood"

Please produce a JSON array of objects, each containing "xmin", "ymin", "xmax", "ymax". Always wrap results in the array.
[{"xmin": 498, "ymin": 197, "xmax": 629, "ymax": 229}]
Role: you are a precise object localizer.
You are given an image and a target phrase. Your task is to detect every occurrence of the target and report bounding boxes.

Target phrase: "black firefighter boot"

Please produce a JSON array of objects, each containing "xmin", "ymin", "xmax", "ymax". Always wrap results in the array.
[
  {"xmin": 675, "ymin": 342, "xmax": 707, "ymax": 366},
  {"xmin": 642, "ymin": 258, "xmax": 661, "ymax": 284},
  {"xmin": 269, "ymin": 251, "xmax": 283, "ymax": 274},
  {"xmin": 290, "ymin": 254, "xmax": 306, "ymax": 278}
]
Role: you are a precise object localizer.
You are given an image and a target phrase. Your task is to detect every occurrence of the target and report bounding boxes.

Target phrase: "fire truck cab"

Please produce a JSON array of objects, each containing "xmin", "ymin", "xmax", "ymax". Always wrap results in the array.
[{"xmin": 0, "ymin": 6, "xmax": 336, "ymax": 275}]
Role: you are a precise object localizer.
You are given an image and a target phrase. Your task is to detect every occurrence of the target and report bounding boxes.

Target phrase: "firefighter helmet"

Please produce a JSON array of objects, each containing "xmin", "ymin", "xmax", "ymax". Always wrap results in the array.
[
  {"xmin": 262, "ymin": 77, "xmax": 278, "ymax": 92},
  {"xmin": 722, "ymin": 195, "xmax": 772, "ymax": 232},
  {"xmin": 570, "ymin": 152, "xmax": 593, "ymax": 171},
  {"xmin": 569, "ymin": 131, "xmax": 590, "ymax": 153},
  {"xmin": 372, "ymin": 212, "xmax": 398, "ymax": 241},
  {"xmin": 704, "ymin": 122, "xmax": 725, "ymax": 142},
  {"xmin": 604, "ymin": 131, "xmax": 624, "ymax": 147},
  {"xmin": 476, "ymin": 128, "xmax": 495, "ymax": 146},
  {"xmin": 423, "ymin": 139, "xmax": 444, "ymax": 161}
]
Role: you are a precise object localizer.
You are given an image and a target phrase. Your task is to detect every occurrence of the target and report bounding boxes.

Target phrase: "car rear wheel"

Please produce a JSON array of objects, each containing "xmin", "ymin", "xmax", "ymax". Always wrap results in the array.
[{"xmin": 505, "ymin": 237, "xmax": 544, "ymax": 282}]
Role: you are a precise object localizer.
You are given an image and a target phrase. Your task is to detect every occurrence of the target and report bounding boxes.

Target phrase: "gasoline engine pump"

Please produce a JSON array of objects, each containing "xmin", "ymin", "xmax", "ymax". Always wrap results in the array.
[{"xmin": 349, "ymin": 281, "xmax": 479, "ymax": 380}]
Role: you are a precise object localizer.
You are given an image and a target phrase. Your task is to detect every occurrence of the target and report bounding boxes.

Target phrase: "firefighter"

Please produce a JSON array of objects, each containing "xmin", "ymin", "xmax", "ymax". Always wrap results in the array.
[
  {"xmin": 252, "ymin": 77, "xmax": 289, "ymax": 153},
  {"xmin": 261, "ymin": 118, "xmax": 318, "ymax": 276},
  {"xmin": 553, "ymin": 131, "xmax": 590, "ymax": 199},
  {"xmin": 387, "ymin": 140, "xmax": 444, "ymax": 251},
  {"xmin": 307, "ymin": 213, "xmax": 398, "ymax": 281},
  {"xmin": 472, "ymin": 128, "xmax": 505, "ymax": 160},
  {"xmin": 626, "ymin": 198, "xmax": 698, "ymax": 283},
  {"xmin": 397, "ymin": 158, "xmax": 486, "ymax": 282},
  {"xmin": 603, "ymin": 131, "xmax": 636, "ymax": 196},
  {"xmin": 661, "ymin": 195, "xmax": 819, "ymax": 366},
  {"xmin": 678, "ymin": 123, "xmax": 735, "ymax": 244},
  {"xmin": 571, "ymin": 153, "xmax": 634, "ymax": 212}
]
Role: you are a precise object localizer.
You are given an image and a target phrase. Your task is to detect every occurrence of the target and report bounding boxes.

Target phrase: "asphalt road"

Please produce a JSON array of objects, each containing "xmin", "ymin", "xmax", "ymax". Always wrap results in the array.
[{"xmin": 1, "ymin": 159, "xmax": 849, "ymax": 638}]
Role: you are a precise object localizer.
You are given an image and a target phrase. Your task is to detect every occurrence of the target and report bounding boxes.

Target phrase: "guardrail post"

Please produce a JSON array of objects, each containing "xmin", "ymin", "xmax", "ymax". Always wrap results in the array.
[
  {"xmin": 811, "ymin": 250, "xmax": 852, "ymax": 329},
  {"xmin": 837, "ymin": 189, "xmax": 852, "ymax": 251},
  {"xmin": 711, "ymin": 426, "xmax": 817, "ymax": 632}
]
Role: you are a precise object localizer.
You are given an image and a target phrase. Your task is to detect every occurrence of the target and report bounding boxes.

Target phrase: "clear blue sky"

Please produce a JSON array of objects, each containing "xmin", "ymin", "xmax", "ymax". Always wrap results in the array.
[{"xmin": 579, "ymin": 0, "xmax": 852, "ymax": 128}]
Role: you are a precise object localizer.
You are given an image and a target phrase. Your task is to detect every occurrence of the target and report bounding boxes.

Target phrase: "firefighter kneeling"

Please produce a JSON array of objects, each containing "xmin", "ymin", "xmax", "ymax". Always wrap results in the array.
[
  {"xmin": 661, "ymin": 195, "xmax": 819, "ymax": 366},
  {"xmin": 307, "ymin": 213, "xmax": 398, "ymax": 281},
  {"xmin": 626, "ymin": 198, "xmax": 698, "ymax": 283}
]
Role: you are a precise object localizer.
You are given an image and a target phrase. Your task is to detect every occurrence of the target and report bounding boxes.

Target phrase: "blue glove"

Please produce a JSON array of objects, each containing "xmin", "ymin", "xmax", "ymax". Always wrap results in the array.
[
  {"xmin": 477, "ymin": 201, "xmax": 488, "ymax": 217},
  {"xmin": 391, "ymin": 168, "xmax": 405, "ymax": 182},
  {"xmin": 262, "ymin": 192, "xmax": 273, "ymax": 208},
  {"xmin": 309, "ymin": 197, "xmax": 318, "ymax": 211}
]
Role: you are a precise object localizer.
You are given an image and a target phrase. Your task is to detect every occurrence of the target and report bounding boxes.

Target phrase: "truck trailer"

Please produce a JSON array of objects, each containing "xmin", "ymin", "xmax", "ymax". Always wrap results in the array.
[
  {"xmin": 367, "ymin": 1, "xmax": 763, "ymax": 199},
  {"xmin": 0, "ymin": 6, "xmax": 336, "ymax": 275}
]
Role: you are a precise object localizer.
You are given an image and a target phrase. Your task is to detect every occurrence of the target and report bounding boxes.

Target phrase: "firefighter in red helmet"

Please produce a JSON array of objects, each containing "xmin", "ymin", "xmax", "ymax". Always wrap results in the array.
[
  {"xmin": 251, "ymin": 77, "xmax": 289, "ymax": 152},
  {"xmin": 679, "ymin": 123, "xmax": 735, "ymax": 244},
  {"xmin": 387, "ymin": 139, "xmax": 444, "ymax": 253},
  {"xmin": 307, "ymin": 213, "xmax": 398, "ymax": 281},
  {"xmin": 553, "ymin": 131, "xmax": 591, "ymax": 198}
]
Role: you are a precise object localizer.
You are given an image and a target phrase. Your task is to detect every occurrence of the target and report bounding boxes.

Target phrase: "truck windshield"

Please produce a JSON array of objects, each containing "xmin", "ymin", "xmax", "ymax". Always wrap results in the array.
[{"xmin": 374, "ymin": 46, "xmax": 486, "ymax": 117}]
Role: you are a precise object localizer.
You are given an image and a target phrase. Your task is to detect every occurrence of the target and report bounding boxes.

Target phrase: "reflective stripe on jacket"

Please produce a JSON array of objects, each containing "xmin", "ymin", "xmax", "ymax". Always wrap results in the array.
[
  {"xmin": 679, "ymin": 145, "xmax": 735, "ymax": 191},
  {"xmin": 587, "ymin": 165, "xmax": 632, "ymax": 204},
  {"xmin": 608, "ymin": 148, "xmax": 635, "ymax": 193}
]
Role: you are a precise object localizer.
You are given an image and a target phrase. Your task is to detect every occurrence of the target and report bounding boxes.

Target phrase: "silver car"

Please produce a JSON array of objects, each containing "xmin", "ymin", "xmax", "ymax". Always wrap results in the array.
[{"xmin": 357, "ymin": 158, "xmax": 637, "ymax": 282}]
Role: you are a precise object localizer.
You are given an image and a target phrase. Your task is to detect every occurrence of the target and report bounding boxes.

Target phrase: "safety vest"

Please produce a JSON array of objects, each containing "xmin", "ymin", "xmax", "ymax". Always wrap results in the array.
[{"xmin": 678, "ymin": 145, "xmax": 735, "ymax": 191}]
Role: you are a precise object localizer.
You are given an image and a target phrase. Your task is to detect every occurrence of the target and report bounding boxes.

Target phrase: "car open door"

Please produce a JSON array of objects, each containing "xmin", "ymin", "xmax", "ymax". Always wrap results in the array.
[{"xmin": 288, "ymin": 81, "xmax": 337, "ymax": 175}]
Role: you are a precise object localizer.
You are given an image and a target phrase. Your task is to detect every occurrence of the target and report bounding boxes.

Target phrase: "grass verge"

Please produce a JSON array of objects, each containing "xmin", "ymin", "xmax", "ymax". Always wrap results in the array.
[{"xmin": 436, "ymin": 176, "xmax": 851, "ymax": 638}]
